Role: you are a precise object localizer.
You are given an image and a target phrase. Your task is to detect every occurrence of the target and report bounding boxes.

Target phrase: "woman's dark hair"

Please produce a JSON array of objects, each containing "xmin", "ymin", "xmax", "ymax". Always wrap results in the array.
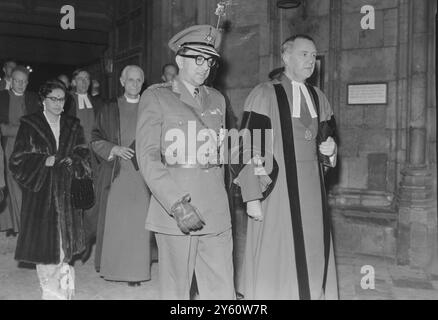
[{"xmin": 38, "ymin": 79, "xmax": 67, "ymax": 102}]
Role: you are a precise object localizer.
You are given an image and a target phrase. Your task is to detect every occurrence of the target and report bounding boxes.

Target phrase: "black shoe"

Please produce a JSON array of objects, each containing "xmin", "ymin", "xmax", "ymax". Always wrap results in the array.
[{"xmin": 128, "ymin": 282, "xmax": 141, "ymax": 287}]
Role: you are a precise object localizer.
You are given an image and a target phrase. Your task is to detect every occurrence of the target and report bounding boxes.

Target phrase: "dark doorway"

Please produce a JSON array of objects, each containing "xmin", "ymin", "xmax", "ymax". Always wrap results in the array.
[{"xmin": 20, "ymin": 62, "xmax": 76, "ymax": 93}]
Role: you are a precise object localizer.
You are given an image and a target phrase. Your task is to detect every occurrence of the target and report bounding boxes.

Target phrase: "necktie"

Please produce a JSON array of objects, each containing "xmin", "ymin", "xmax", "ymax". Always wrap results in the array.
[{"xmin": 194, "ymin": 87, "xmax": 202, "ymax": 106}]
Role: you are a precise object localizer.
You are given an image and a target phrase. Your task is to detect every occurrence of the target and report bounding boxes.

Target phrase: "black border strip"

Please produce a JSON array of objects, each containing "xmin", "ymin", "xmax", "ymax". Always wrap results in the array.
[
  {"xmin": 306, "ymin": 84, "xmax": 331, "ymax": 292},
  {"xmin": 273, "ymin": 84, "xmax": 310, "ymax": 300}
]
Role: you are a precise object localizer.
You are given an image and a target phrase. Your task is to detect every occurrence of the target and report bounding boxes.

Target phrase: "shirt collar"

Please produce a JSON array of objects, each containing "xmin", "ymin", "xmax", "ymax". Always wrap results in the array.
[
  {"xmin": 180, "ymin": 79, "xmax": 199, "ymax": 98},
  {"xmin": 11, "ymin": 89, "xmax": 24, "ymax": 96},
  {"xmin": 124, "ymin": 94, "xmax": 140, "ymax": 103},
  {"xmin": 291, "ymin": 80, "xmax": 306, "ymax": 87}
]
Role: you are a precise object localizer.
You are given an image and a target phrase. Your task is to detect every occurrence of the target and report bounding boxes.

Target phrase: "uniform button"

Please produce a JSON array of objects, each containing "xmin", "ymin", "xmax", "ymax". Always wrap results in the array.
[{"xmin": 201, "ymin": 112, "xmax": 205, "ymax": 117}]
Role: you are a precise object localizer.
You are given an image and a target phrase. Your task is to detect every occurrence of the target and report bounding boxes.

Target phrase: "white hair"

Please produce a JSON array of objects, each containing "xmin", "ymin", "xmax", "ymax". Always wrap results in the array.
[{"xmin": 120, "ymin": 65, "xmax": 144, "ymax": 81}]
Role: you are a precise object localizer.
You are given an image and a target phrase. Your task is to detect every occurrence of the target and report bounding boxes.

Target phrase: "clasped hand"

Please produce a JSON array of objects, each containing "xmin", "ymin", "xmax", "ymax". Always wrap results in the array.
[
  {"xmin": 112, "ymin": 146, "xmax": 134, "ymax": 160},
  {"xmin": 171, "ymin": 197, "xmax": 205, "ymax": 234},
  {"xmin": 45, "ymin": 156, "xmax": 72, "ymax": 167},
  {"xmin": 319, "ymin": 136, "xmax": 337, "ymax": 157},
  {"xmin": 45, "ymin": 155, "xmax": 56, "ymax": 167}
]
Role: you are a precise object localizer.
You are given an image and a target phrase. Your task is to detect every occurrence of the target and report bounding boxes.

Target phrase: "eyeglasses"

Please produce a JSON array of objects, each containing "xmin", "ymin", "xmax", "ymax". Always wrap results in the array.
[
  {"xmin": 178, "ymin": 54, "xmax": 218, "ymax": 68},
  {"xmin": 46, "ymin": 96, "xmax": 66, "ymax": 103},
  {"xmin": 12, "ymin": 79, "xmax": 28, "ymax": 85}
]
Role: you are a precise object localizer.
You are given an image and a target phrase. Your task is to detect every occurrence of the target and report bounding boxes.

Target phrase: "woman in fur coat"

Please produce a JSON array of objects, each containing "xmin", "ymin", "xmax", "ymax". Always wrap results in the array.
[{"xmin": 9, "ymin": 80, "xmax": 91, "ymax": 300}]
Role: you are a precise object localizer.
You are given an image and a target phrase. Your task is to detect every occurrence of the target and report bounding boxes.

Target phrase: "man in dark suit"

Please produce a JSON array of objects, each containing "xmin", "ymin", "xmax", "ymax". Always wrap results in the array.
[
  {"xmin": 0, "ymin": 65, "xmax": 39, "ymax": 234},
  {"xmin": 64, "ymin": 68, "xmax": 103, "ymax": 262},
  {"xmin": 0, "ymin": 60, "xmax": 17, "ymax": 91}
]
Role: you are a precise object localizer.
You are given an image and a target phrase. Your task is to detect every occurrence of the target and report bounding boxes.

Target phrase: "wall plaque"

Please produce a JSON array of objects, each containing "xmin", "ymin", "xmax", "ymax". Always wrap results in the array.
[{"xmin": 347, "ymin": 83, "xmax": 388, "ymax": 105}]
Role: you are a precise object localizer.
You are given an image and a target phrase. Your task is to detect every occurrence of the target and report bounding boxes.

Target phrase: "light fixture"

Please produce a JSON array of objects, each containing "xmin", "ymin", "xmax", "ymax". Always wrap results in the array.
[{"xmin": 276, "ymin": 0, "xmax": 302, "ymax": 9}]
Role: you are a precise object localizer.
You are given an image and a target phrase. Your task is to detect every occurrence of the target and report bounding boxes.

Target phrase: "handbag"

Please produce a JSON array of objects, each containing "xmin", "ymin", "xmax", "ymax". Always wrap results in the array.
[{"xmin": 71, "ymin": 174, "xmax": 95, "ymax": 210}]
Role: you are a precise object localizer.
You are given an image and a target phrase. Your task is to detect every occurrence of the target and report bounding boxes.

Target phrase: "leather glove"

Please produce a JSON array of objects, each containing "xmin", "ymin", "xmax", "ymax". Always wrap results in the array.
[{"xmin": 170, "ymin": 195, "xmax": 205, "ymax": 234}]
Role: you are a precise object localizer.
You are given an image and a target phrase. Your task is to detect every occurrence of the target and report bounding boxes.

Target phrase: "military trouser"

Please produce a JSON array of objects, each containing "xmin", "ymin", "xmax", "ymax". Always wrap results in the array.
[{"xmin": 155, "ymin": 229, "xmax": 235, "ymax": 300}]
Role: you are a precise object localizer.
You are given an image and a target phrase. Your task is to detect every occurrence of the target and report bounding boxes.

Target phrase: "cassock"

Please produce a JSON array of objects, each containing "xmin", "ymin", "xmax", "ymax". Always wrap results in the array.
[
  {"xmin": 233, "ymin": 73, "xmax": 338, "ymax": 300},
  {"xmin": 64, "ymin": 93, "xmax": 103, "ymax": 251},
  {"xmin": 91, "ymin": 96, "xmax": 151, "ymax": 281},
  {"xmin": 0, "ymin": 89, "xmax": 40, "ymax": 232},
  {"xmin": 0, "ymin": 133, "xmax": 5, "ymax": 202}
]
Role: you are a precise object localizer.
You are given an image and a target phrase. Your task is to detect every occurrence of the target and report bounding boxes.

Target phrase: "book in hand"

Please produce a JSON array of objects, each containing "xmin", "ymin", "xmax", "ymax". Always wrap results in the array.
[{"xmin": 129, "ymin": 140, "xmax": 139, "ymax": 171}]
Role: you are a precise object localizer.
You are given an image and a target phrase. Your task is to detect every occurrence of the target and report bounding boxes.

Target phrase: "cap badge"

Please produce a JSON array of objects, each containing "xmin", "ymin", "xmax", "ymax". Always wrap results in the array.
[{"xmin": 205, "ymin": 30, "xmax": 213, "ymax": 44}]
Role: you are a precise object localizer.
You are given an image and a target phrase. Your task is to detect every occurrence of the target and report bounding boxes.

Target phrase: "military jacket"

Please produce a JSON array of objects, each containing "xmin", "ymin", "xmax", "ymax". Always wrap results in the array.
[{"xmin": 136, "ymin": 76, "xmax": 231, "ymax": 235}]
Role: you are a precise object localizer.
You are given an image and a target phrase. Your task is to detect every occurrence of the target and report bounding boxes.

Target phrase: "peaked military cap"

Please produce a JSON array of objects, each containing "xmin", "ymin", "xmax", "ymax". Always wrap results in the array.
[{"xmin": 168, "ymin": 25, "xmax": 221, "ymax": 57}]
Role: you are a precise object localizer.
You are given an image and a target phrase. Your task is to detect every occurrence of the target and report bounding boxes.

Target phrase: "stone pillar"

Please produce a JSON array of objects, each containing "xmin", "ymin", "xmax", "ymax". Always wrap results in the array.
[{"xmin": 396, "ymin": 0, "xmax": 436, "ymax": 268}]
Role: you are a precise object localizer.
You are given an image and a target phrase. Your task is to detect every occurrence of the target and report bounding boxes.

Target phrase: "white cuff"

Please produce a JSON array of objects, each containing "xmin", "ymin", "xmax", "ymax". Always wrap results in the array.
[{"xmin": 108, "ymin": 146, "xmax": 117, "ymax": 161}]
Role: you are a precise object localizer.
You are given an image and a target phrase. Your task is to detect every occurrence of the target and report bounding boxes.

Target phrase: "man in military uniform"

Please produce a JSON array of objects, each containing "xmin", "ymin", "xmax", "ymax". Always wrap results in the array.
[{"xmin": 136, "ymin": 25, "xmax": 235, "ymax": 300}]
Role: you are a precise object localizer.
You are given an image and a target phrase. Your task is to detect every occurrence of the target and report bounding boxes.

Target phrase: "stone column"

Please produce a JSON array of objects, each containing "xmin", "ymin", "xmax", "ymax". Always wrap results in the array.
[{"xmin": 396, "ymin": 0, "xmax": 436, "ymax": 268}]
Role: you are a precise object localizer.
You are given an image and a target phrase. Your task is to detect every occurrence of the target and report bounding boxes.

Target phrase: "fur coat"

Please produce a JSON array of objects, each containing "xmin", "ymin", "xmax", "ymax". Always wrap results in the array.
[{"xmin": 9, "ymin": 112, "xmax": 91, "ymax": 264}]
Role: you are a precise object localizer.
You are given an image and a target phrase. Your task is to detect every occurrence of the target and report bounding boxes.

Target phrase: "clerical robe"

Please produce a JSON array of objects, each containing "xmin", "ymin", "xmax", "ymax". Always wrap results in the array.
[
  {"xmin": 91, "ymin": 97, "xmax": 151, "ymax": 281},
  {"xmin": 0, "ymin": 90, "xmax": 39, "ymax": 232},
  {"xmin": 234, "ymin": 73, "xmax": 338, "ymax": 300}
]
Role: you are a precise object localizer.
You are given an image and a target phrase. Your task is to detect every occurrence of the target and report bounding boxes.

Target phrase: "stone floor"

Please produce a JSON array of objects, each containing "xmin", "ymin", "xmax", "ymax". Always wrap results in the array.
[{"xmin": 2, "ymin": 232, "xmax": 438, "ymax": 300}]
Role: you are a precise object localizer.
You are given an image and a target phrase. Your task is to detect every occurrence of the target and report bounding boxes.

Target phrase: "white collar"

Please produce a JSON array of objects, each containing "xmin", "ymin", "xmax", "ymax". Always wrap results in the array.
[
  {"xmin": 76, "ymin": 93, "xmax": 93, "ymax": 109},
  {"xmin": 124, "ymin": 94, "xmax": 140, "ymax": 103},
  {"xmin": 11, "ymin": 89, "xmax": 24, "ymax": 96},
  {"xmin": 291, "ymin": 81, "xmax": 317, "ymax": 119},
  {"xmin": 291, "ymin": 80, "xmax": 306, "ymax": 86}
]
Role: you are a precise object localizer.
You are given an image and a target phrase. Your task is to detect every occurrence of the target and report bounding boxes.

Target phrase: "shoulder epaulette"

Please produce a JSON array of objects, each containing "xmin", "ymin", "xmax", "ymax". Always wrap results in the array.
[{"xmin": 147, "ymin": 82, "xmax": 172, "ymax": 90}]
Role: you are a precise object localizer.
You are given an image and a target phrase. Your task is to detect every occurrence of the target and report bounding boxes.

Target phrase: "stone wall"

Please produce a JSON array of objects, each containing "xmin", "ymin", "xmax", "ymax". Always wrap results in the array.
[
  {"xmin": 274, "ymin": 0, "xmax": 436, "ymax": 264},
  {"xmin": 108, "ymin": 0, "xmax": 436, "ymax": 267},
  {"xmin": 278, "ymin": 0, "xmax": 399, "ymax": 201}
]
